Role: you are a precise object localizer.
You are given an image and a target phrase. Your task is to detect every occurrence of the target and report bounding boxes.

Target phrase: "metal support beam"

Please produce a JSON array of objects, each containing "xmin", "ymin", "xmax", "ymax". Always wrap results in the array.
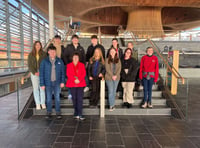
[
  {"xmin": 44, "ymin": 22, "xmax": 47, "ymax": 45},
  {"xmin": 98, "ymin": 26, "xmax": 102, "ymax": 44},
  {"xmin": 19, "ymin": 3, "xmax": 24, "ymax": 67},
  {"xmin": 5, "ymin": 0, "xmax": 11, "ymax": 69},
  {"xmin": 29, "ymin": 0, "xmax": 33, "ymax": 47},
  {"xmin": 48, "ymin": 0, "xmax": 54, "ymax": 39},
  {"xmin": 37, "ymin": 16, "xmax": 40, "ymax": 41}
]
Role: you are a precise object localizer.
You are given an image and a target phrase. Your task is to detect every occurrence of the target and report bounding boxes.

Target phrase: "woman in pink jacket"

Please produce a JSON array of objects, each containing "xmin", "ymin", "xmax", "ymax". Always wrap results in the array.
[{"xmin": 66, "ymin": 52, "xmax": 86, "ymax": 120}]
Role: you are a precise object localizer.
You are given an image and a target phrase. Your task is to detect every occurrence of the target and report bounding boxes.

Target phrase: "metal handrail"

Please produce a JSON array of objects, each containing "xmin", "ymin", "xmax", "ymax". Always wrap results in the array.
[
  {"xmin": 147, "ymin": 38, "xmax": 185, "ymax": 84},
  {"xmin": 43, "ymin": 38, "xmax": 54, "ymax": 52},
  {"xmin": 0, "ymin": 66, "xmax": 27, "ymax": 69},
  {"xmin": 128, "ymin": 33, "xmax": 185, "ymax": 84}
]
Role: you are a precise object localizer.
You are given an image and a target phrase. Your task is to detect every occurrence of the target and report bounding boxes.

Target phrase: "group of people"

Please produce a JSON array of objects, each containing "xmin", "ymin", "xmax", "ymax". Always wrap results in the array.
[{"xmin": 28, "ymin": 34, "xmax": 159, "ymax": 120}]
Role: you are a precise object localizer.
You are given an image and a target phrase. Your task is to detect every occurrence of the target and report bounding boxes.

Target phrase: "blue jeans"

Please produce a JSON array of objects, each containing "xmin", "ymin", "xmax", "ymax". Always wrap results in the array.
[
  {"xmin": 46, "ymin": 81, "xmax": 61, "ymax": 113},
  {"xmin": 106, "ymin": 80, "xmax": 119, "ymax": 107},
  {"xmin": 143, "ymin": 78, "xmax": 154, "ymax": 103},
  {"xmin": 70, "ymin": 87, "xmax": 84, "ymax": 116},
  {"xmin": 31, "ymin": 73, "xmax": 45, "ymax": 105}
]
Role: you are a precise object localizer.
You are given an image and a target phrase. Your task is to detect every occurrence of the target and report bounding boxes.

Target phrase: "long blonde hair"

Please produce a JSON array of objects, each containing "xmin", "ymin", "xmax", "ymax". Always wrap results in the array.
[{"xmin": 89, "ymin": 48, "xmax": 105, "ymax": 65}]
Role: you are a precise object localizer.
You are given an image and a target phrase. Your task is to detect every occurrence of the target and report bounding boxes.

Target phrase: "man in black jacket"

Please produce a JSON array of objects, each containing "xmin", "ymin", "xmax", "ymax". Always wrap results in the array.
[
  {"xmin": 86, "ymin": 35, "xmax": 105, "ymax": 63},
  {"xmin": 63, "ymin": 35, "xmax": 85, "ymax": 65}
]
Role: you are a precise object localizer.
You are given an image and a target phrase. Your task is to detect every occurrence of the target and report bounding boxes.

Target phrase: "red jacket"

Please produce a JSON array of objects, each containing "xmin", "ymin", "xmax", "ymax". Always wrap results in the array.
[
  {"xmin": 139, "ymin": 55, "xmax": 159, "ymax": 82},
  {"xmin": 66, "ymin": 62, "xmax": 86, "ymax": 87}
]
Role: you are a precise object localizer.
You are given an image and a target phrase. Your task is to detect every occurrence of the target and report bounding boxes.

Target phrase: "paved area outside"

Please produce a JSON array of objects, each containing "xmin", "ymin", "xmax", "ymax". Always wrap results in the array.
[{"xmin": 0, "ymin": 78, "xmax": 199, "ymax": 148}]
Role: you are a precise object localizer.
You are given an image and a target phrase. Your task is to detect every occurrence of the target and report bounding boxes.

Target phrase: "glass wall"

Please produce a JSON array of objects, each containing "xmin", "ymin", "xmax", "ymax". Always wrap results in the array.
[{"xmin": 0, "ymin": 0, "xmax": 62, "ymax": 74}]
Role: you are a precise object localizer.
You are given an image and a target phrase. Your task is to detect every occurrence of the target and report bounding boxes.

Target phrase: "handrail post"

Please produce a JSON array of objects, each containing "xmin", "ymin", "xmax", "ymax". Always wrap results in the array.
[
  {"xmin": 48, "ymin": 0, "xmax": 54, "ymax": 39},
  {"xmin": 171, "ymin": 50, "xmax": 179, "ymax": 95},
  {"xmin": 100, "ymin": 80, "xmax": 105, "ymax": 118},
  {"xmin": 16, "ymin": 78, "xmax": 20, "ymax": 120}
]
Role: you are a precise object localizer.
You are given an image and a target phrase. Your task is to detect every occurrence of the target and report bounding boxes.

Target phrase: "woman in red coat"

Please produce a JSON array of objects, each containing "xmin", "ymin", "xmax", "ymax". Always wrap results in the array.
[
  {"xmin": 139, "ymin": 47, "xmax": 159, "ymax": 108},
  {"xmin": 66, "ymin": 52, "xmax": 86, "ymax": 120}
]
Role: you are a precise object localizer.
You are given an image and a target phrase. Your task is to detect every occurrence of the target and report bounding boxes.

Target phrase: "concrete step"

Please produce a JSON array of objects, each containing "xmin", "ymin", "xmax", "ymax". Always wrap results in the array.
[
  {"xmin": 62, "ymin": 90, "xmax": 163, "ymax": 98},
  {"xmin": 59, "ymin": 98, "xmax": 166, "ymax": 106},
  {"xmin": 33, "ymin": 106, "xmax": 171, "ymax": 116}
]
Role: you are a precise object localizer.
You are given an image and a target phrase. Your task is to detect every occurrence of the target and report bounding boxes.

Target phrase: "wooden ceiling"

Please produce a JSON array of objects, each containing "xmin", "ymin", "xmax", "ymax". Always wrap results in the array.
[{"xmin": 31, "ymin": 0, "xmax": 200, "ymax": 37}]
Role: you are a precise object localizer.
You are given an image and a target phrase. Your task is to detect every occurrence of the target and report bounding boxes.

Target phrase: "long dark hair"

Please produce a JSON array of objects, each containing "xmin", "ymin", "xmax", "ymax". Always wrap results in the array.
[
  {"xmin": 31, "ymin": 41, "xmax": 43, "ymax": 56},
  {"xmin": 124, "ymin": 48, "xmax": 133, "ymax": 59},
  {"xmin": 108, "ymin": 47, "xmax": 119, "ymax": 64}
]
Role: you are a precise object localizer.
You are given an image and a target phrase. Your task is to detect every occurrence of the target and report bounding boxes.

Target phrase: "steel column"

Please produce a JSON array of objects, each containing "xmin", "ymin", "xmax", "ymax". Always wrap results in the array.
[
  {"xmin": 5, "ymin": 0, "xmax": 11, "ymax": 69},
  {"xmin": 19, "ymin": 2, "xmax": 24, "ymax": 67},
  {"xmin": 48, "ymin": 0, "xmax": 54, "ymax": 39}
]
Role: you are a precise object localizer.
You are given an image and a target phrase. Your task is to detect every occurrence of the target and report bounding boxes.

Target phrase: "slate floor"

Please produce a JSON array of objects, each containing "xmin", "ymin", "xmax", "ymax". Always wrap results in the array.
[{"xmin": 0, "ymin": 78, "xmax": 200, "ymax": 148}]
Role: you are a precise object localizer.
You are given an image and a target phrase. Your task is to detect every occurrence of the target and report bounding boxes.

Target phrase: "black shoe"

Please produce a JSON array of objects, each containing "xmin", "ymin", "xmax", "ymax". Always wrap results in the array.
[
  {"xmin": 122, "ymin": 102, "xmax": 128, "ymax": 108},
  {"xmin": 127, "ymin": 103, "xmax": 132, "ymax": 108},
  {"xmin": 60, "ymin": 93, "xmax": 64, "ymax": 98},
  {"xmin": 56, "ymin": 113, "xmax": 62, "ymax": 119},
  {"xmin": 45, "ymin": 112, "xmax": 52, "ymax": 119}
]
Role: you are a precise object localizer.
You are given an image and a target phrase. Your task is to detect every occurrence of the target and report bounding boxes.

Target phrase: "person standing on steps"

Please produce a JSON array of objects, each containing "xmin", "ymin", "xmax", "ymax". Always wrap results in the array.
[
  {"xmin": 28, "ymin": 41, "xmax": 46, "ymax": 110},
  {"xmin": 66, "ymin": 53, "xmax": 86, "ymax": 120},
  {"xmin": 53, "ymin": 35, "xmax": 66, "ymax": 98},
  {"xmin": 127, "ymin": 41, "xmax": 140, "ymax": 90},
  {"xmin": 127, "ymin": 42, "xmax": 138, "ymax": 62},
  {"xmin": 121, "ymin": 48, "xmax": 138, "ymax": 108},
  {"xmin": 88, "ymin": 48, "xmax": 105, "ymax": 108},
  {"xmin": 53, "ymin": 35, "xmax": 65, "ymax": 60},
  {"xmin": 105, "ymin": 47, "xmax": 121, "ymax": 111},
  {"xmin": 85, "ymin": 35, "xmax": 105, "ymax": 92},
  {"xmin": 139, "ymin": 47, "xmax": 159, "ymax": 108},
  {"xmin": 63, "ymin": 35, "xmax": 85, "ymax": 100},
  {"xmin": 107, "ymin": 38, "xmax": 123, "ymax": 98},
  {"xmin": 40, "ymin": 45, "xmax": 65, "ymax": 119}
]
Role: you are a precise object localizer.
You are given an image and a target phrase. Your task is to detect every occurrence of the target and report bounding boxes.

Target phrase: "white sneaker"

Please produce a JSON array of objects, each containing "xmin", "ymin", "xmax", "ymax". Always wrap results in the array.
[
  {"xmin": 141, "ymin": 102, "xmax": 147, "ymax": 108},
  {"xmin": 36, "ymin": 104, "xmax": 41, "ymax": 110},
  {"xmin": 68, "ymin": 94, "xmax": 72, "ymax": 100},
  {"xmin": 116, "ymin": 92, "xmax": 120, "ymax": 97},
  {"xmin": 109, "ymin": 106, "xmax": 115, "ymax": 111},
  {"xmin": 41, "ymin": 104, "xmax": 46, "ymax": 109},
  {"xmin": 84, "ymin": 87, "xmax": 89, "ymax": 92}
]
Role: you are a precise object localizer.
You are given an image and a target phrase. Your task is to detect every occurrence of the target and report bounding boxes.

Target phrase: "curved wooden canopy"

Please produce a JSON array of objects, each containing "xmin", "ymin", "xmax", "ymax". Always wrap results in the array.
[{"xmin": 31, "ymin": 0, "xmax": 200, "ymax": 37}]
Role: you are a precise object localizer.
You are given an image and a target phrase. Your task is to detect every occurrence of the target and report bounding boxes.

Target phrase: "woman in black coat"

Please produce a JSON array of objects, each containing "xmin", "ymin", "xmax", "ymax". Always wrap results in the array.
[
  {"xmin": 88, "ymin": 48, "xmax": 105, "ymax": 108},
  {"xmin": 121, "ymin": 48, "xmax": 138, "ymax": 108}
]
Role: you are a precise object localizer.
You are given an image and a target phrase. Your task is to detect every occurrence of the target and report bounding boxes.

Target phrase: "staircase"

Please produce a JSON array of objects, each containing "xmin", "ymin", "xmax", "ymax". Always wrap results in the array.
[
  {"xmin": 32, "ymin": 38, "xmax": 171, "ymax": 117},
  {"xmin": 33, "ymin": 85, "xmax": 171, "ymax": 116}
]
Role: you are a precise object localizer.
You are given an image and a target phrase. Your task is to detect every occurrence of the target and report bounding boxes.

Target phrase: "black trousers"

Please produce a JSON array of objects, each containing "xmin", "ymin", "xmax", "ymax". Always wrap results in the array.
[
  {"xmin": 90, "ymin": 77, "xmax": 101, "ymax": 106},
  {"xmin": 70, "ymin": 87, "xmax": 84, "ymax": 116}
]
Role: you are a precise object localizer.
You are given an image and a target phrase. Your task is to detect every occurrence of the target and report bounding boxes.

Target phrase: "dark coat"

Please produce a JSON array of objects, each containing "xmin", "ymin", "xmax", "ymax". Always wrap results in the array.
[
  {"xmin": 88, "ymin": 60, "xmax": 105, "ymax": 78},
  {"xmin": 28, "ymin": 50, "xmax": 46, "ymax": 74},
  {"xmin": 86, "ymin": 44, "xmax": 105, "ymax": 62},
  {"xmin": 63, "ymin": 43, "xmax": 85, "ymax": 65},
  {"xmin": 121, "ymin": 57, "xmax": 138, "ymax": 82},
  {"xmin": 39, "ymin": 57, "xmax": 65, "ymax": 86}
]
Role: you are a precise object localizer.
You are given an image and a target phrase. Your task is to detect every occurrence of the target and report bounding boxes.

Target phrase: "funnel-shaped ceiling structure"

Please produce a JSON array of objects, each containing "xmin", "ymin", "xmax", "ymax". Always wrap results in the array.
[{"xmin": 29, "ymin": 0, "xmax": 200, "ymax": 38}]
